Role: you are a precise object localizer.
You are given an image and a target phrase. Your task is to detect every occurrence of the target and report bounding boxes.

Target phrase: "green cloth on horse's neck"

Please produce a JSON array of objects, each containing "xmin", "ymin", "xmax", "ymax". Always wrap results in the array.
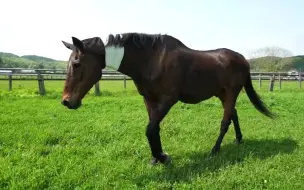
[{"xmin": 105, "ymin": 46, "xmax": 124, "ymax": 71}]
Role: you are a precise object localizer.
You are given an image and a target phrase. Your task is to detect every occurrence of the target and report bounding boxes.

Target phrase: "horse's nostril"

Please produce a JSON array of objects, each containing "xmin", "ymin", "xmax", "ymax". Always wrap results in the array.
[{"xmin": 62, "ymin": 100, "xmax": 69, "ymax": 106}]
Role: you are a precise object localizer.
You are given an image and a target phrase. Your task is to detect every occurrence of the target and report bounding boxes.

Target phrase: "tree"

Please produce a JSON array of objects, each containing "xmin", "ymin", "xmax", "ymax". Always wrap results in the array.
[
  {"xmin": 38, "ymin": 62, "xmax": 45, "ymax": 69},
  {"xmin": 51, "ymin": 65, "xmax": 56, "ymax": 70},
  {"xmin": 248, "ymin": 46, "xmax": 294, "ymax": 72}
]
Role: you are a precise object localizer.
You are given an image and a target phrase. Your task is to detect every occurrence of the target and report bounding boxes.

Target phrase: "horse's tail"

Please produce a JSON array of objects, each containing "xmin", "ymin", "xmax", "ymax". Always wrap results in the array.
[{"xmin": 244, "ymin": 74, "xmax": 275, "ymax": 119}]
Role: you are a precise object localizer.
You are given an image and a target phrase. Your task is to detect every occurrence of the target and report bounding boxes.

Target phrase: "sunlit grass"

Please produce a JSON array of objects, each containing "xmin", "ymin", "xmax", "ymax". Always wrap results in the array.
[{"xmin": 0, "ymin": 80, "xmax": 303, "ymax": 189}]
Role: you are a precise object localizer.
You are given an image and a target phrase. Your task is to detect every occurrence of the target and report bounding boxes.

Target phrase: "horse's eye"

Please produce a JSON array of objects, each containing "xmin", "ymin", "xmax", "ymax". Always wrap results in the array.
[{"xmin": 72, "ymin": 63, "xmax": 80, "ymax": 68}]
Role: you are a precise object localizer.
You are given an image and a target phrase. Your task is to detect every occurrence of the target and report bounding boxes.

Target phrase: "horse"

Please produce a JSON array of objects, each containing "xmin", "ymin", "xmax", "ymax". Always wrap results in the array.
[{"xmin": 61, "ymin": 32, "xmax": 275, "ymax": 166}]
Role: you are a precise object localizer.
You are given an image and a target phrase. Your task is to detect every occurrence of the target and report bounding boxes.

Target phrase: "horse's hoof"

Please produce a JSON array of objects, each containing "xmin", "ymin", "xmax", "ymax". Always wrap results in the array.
[
  {"xmin": 210, "ymin": 147, "xmax": 220, "ymax": 157},
  {"xmin": 150, "ymin": 153, "xmax": 172, "ymax": 166},
  {"xmin": 150, "ymin": 157, "xmax": 158, "ymax": 166},
  {"xmin": 234, "ymin": 139, "xmax": 243, "ymax": 145},
  {"xmin": 162, "ymin": 154, "xmax": 172, "ymax": 166}
]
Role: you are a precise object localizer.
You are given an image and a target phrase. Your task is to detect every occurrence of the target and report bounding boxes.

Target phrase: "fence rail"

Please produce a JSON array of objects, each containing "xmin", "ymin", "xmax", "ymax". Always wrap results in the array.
[{"xmin": 0, "ymin": 68, "xmax": 303, "ymax": 95}]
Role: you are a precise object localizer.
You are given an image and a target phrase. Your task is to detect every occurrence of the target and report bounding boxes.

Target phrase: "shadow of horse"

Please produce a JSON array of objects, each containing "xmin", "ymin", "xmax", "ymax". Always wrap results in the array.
[{"xmin": 134, "ymin": 138, "xmax": 298, "ymax": 183}]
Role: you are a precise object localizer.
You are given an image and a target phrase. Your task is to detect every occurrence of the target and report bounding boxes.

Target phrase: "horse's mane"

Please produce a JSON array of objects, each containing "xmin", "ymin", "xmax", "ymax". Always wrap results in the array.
[{"xmin": 105, "ymin": 32, "xmax": 164, "ymax": 48}]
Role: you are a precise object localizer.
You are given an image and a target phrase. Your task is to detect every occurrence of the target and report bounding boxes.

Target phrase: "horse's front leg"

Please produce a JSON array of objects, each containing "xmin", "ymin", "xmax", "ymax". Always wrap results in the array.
[
  {"xmin": 144, "ymin": 97, "xmax": 176, "ymax": 165},
  {"xmin": 146, "ymin": 120, "xmax": 170, "ymax": 165}
]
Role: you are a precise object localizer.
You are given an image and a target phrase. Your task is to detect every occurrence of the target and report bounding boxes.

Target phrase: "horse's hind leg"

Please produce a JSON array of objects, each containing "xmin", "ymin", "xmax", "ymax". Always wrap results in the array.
[
  {"xmin": 211, "ymin": 88, "xmax": 241, "ymax": 155},
  {"xmin": 231, "ymin": 108, "xmax": 243, "ymax": 144},
  {"xmin": 218, "ymin": 92, "xmax": 243, "ymax": 144}
]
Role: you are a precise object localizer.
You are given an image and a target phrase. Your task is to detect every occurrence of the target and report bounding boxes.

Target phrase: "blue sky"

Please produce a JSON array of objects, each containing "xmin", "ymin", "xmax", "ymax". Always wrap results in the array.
[{"xmin": 0, "ymin": 0, "xmax": 303, "ymax": 60}]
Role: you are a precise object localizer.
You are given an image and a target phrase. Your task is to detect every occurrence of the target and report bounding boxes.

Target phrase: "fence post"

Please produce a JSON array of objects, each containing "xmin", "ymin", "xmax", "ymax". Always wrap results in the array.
[
  {"xmin": 8, "ymin": 73, "xmax": 12, "ymax": 91},
  {"xmin": 298, "ymin": 68, "xmax": 302, "ymax": 89},
  {"xmin": 95, "ymin": 81, "xmax": 100, "ymax": 96},
  {"xmin": 269, "ymin": 74, "xmax": 275, "ymax": 92},
  {"xmin": 259, "ymin": 74, "xmax": 262, "ymax": 88},
  {"xmin": 37, "ymin": 72, "xmax": 45, "ymax": 96},
  {"xmin": 124, "ymin": 76, "xmax": 126, "ymax": 89},
  {"xmin": 279, "ymin": 73, "xmax": 281, "ymax": 89}
]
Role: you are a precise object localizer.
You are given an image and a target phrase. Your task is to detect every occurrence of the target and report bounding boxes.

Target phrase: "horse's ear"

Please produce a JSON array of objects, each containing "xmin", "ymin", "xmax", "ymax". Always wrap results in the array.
[
  {"xmin": 72, "ymin": 37, "xmax": 84, "ymax": 53},
  {"xmin": 62, "ymin": 41, "xmax": 74, "ymax": 50}
]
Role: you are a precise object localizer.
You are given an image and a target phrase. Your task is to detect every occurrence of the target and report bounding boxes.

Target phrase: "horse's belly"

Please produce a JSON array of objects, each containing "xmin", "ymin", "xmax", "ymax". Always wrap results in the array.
[
  {"xmin": 179, "ymin": 94, "xmax": 212, "ymax": 104},
  {"xmin": 179, "ymin": 87, "xmax": 219, "ymax": 104},
  {"xmin": 179, "ymin": 75, "xmax": 221, "ymax": 104}
]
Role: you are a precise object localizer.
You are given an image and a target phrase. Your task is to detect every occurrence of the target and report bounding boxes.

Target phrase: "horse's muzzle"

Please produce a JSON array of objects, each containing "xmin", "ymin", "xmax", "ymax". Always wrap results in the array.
[{"xmin": 61, "ymin": 99, "xmax": 82, "ymax": 109}]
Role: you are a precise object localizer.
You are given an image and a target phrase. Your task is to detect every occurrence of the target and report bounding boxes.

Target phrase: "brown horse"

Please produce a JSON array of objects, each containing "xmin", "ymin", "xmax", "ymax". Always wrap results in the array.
[{"xmin": 61, "ymin": 33, "xmax": 274, "ymax": 165}]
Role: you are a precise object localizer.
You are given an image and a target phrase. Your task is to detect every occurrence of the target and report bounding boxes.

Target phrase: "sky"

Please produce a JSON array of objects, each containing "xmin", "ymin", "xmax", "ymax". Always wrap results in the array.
[{"xmin": 0, "ymin": 0, "xmax": 303, "ymax": 61}]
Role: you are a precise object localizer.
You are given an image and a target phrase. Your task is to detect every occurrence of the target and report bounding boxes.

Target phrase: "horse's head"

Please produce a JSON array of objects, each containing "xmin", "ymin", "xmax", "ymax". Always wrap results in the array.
[{"xmin": 61, "ymin": 36, "xmax": 105, "ymax": 109}]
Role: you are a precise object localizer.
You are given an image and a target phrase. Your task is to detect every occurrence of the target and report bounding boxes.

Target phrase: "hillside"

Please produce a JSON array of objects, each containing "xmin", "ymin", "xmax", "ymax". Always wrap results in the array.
[
  {"xmin": 1, "ymin": 51, "xmax": 304, "ymax": 72},
  {"xmin": 21, "ymin": 55, "xmax": 56, "ymax": 63},
  {"xmin": 248, "ymin": 55, "xmax": 304, "ymax": 71},
  {"xmin": 0, "ymin": 52, "xmax": 66, "ymax": 70},
  {"xmin": 288, "ymin": 55, "xmax": 304, "ymax": 70}
]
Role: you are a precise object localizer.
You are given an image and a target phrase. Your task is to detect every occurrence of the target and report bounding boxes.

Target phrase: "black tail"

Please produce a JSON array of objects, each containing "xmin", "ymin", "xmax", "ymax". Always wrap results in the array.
[{"xmin": 244, "ymin": 75, "xmax": 275, "ymax": 119}]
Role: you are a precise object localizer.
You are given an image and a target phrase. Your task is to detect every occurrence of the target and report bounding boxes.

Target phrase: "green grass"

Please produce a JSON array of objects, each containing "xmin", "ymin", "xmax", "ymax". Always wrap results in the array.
[{"xmin": 0, "ymin": 80, "xmax": 304, "ymax": 189}]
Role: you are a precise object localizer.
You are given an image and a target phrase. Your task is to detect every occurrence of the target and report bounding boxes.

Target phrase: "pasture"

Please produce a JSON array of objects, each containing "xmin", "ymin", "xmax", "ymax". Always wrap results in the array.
[{"xmin": 0, "ymin": 80, "xmax": 303, "ymax": 189}]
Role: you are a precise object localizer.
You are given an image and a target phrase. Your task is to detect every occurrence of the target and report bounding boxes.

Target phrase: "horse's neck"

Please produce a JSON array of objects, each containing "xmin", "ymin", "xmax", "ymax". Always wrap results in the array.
[
  {"xmin": 105, "ymin": 46, "xmax": 125, "ymax": 71},
  {"xmin": 104, "ymin": 45, "xmax": 143, "ymax": 80}
]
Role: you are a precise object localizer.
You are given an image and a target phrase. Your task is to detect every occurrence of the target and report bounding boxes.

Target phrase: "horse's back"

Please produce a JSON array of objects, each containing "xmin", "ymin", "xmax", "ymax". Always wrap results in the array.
[
  {"xmin": 137, "ymin": 36, "xmax": 250, "ymax": 104},
  {"xmin": 174, "ymin": 48, "xmax": 250, "ymax": 103},
  {"xmin": 198, "ymin": 48, "xmax": 250, "ymax": 86},
  {"xmin": 174, "ymin": 49, "xmax": 222, "ymax": 103}
]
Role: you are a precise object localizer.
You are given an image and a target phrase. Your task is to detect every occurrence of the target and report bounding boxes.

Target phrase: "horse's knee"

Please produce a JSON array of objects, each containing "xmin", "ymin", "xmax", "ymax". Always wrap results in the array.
[
  {"xmin": 220, "ymin": 120, "xmax": 231, "ymax": 133},
  {"xmin": 232, "ymin": 108, "xmax": 237, "ymax": 115},
  {"xmin": 231, "ymin": 109, "xmax": 239, "ymax": 120}
]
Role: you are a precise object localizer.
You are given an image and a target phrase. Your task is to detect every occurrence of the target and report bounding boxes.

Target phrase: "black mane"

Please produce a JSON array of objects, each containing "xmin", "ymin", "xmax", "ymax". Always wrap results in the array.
[{"xmin": 105, "ymin": 32, "xmax": 163, "ymax": 48}]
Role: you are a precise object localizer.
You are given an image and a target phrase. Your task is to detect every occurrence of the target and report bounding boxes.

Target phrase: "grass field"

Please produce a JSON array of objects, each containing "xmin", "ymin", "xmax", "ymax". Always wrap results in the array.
[{"xmin": 0, "ymin": 79, "xmax": 304, "ymax": 189}]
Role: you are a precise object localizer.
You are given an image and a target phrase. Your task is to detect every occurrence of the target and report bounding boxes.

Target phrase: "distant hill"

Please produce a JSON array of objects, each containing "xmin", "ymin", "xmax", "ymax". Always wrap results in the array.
[
  {"xmin": 0, "ymin": 51, "xmax": 304, "ymax": 72},
  {"xmin": 0, "ymin": 52, "xmax": 66, "ymax": 70},
  {"xmin": 0, "ymin": 52, "xmax": 19, "ymax": 58},
  {"xmin": 21, "ymin": 55, "xmax": 57, "ymax": 63},
  {"xmin": 288, "ymin": 56, "xmax": 304, "ymax": 70}
]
